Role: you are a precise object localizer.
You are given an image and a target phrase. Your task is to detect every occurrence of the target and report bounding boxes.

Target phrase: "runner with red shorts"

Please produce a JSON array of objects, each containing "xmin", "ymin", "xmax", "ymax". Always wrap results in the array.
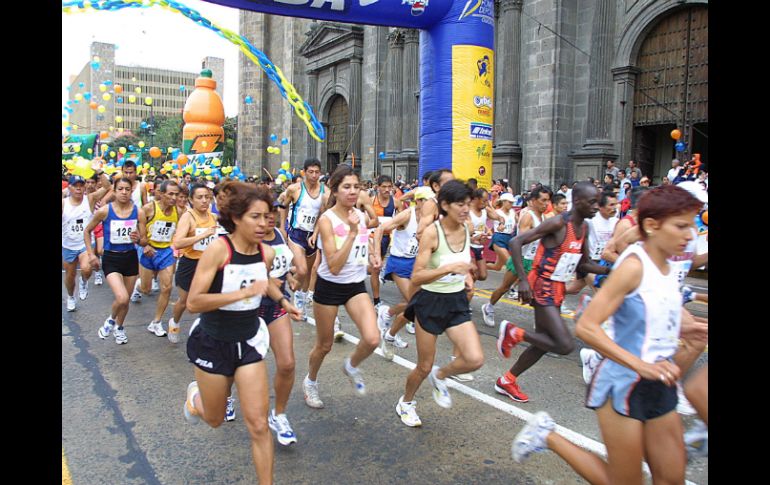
[{"xmin": 495, "ymin": 182, "xmax": 610, "ymax": 402}]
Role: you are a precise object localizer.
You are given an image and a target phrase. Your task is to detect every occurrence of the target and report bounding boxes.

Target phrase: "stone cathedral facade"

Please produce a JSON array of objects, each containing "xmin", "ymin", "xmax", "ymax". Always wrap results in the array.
[{"xmin": 237, "ymin": 0, "xmax": 708, "ymax": 191}]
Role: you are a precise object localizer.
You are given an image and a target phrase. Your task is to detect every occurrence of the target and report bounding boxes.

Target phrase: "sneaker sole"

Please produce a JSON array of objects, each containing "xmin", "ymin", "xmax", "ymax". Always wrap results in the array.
[
  {"xmin": 494, "ymin": 383, "xmax": 529, "ymax": 403},
  {"xmin": 497, "ymin": 322, "xmax": 510, "ymax": 359},
  {"xmin": 450, "ymin": 374, "xmax": 474, "ymax": 382},
  {"xmin": 98, "ymin": 328, "xmax": 110, "ymax": 339},
  {"xmin": 395, "ymin": 403, "xmax": 422, "ymax": 427},
  {"xmin": 482, "ymin": 305, "xmax": 495, "ymax": 327},
  {"xmin": 303, "ymin": 397, "xmax": 324, "ymax": 409}
]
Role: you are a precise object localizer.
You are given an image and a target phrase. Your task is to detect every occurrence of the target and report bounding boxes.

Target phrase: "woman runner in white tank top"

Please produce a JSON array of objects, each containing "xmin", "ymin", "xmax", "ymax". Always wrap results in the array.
[{"xmin": 302, "ymin": 165, "xmax": 381, "ymax": 410}]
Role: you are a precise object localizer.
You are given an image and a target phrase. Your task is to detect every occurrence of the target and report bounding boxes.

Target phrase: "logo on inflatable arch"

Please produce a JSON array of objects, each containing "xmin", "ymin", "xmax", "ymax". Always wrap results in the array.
[
  {"xmin": 478, "ymin": 166, "xmax": 486, "ymax": 176},
  {"xmin": 473, "ymin": 95, "xmax": 492, "ymax": 117},
  {"xmin": 470, "ymin": 122, "xmax": 493, "ymax": 140},
  {"xmin": 458, "ymin": 0, "xmax": 494, "ymax": 24},
  {"xmin": 475, "ymin": 55, "xmax": 491, "ymax": 88},
  {"xmin": 402, "ymin": 0, "xmax": 428, "ymax": 16}
]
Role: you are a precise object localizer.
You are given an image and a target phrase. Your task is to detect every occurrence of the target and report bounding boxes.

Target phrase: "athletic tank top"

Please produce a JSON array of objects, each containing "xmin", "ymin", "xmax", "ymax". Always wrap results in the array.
[
  {"xmin": 62, "ymin": 197, "xmax": 92, "ymax": 250},
  {"xmin": 181, "ymin": 209, "xmax": 218, "ymax": 260},
  {"xmin": 587, "ymin": 214, "xmax": 618, "ymax": 261},
  {"xmin": 291, "ymin": 182, "xmax": 325, "ymax": 232},
  {"xmin": 622, "ymin": 214, "xmax": 637, "ymax": 226},
  {"xmin": 103, "ymin": 203, "xmax": 139, "ymax": 252},
  {"xmin": 389, "ymin": 206, "xmax": 419, "ymax": 258},
  {"xmin": 520, "ymin": 209, "xmax": 544, "ymax": 261},
  {"xmin": 131, "ymin": 182, "xmax": 143, "ymax": 207},
  {"xmin": 469, "ymin": 208, "xmax": 487, "ymax": 249},
  {"xmin": 317, "ymin": 207, "xmax": 369, "ymax": 284},
  {"xmin": 531, "ymin": 212, "xmax": 585, "ymax": 283},
  {"xmin": 264, "ymin": 230, "xmax": 293, "ymax": 295},
  {"xmin": 373, "ymin": 193, "xmax": 396, "ymax": 235},
  {"xmin": 495, "ymin": 208, "xmax": 516, "ymax": 234},
  {"xmin": 146, "ymin": 201, "xmax": 179, "ymax": 249},
  {"xmin": 199, "ymin": 236, "xmax": 269, "ymax": 342},
  {"xmin": 423, "ymin": 220, "xmax": 471, "ymax": 294},
  {"xmin": 608, "ymin": 243, "xmax": 681, "ymax": 363},
  {"xmin": 668, "ymin": 228, "xmax": 698, "ymax": 286}
]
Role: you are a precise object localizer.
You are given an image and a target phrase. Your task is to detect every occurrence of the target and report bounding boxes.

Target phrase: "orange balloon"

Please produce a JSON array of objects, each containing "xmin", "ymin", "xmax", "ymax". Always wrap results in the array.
[
  {"xmin": 149, "ymin": 146, "xmax": 162, "ymax": 158},
  {"xmin": 114, "ymin": 85, "xmax": 123, "ymax": 94},
  {"xmin": 99, "ymin": 131, "xmax": 109, "ymax": 139},
  {"xmin": 160, "ymin": 168, "xmax": 167, "ymax": 174},
  {"xmin": 670, "ymin": 129, "xmax": 682, "ymax": 140},
  {"xmin": 177, "ymin": 154, "xmax": 188, "ymax": 165},
  {"xmin": 89, "ymin": 101, "xmax": 98, "ymax": 110},
  {"xmin": 701, "ymin": 211, "xmax": 708, "ymax": 225}
]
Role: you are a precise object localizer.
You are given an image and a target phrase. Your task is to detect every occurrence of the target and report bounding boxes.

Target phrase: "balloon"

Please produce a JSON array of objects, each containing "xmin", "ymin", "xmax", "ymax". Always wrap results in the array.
[
  {"xmin": 266, "ymin": 147, "xmax": 273, "ymax": 154},
  {"xmin": 115, "ymin": 116, "xmax": 123, "ymax": 123},
  {"xmin": 99, "ymin": 84, "xmax": 107, "ymax": 92},
  {"xmin": 179, "ymin": 85, "xmax": 185, "ymax": 92},
  {"xmin": 114, "ymin": 85, "xmax": 123, "ymax": 93},
  {"xmin": 100, "ymin": 144, "xmax": 109, "ymax": 152},
  {"xmin": 379, "ymin": 151, "xmax": 386, "ymax": 159},
  {"xmin": 62, "ymin": 146, "xmax": 70, "ymax": 153},
  {"xmin": 104, "ymin": 80, "xmax": 112, "ymax": 86},
  {"xmin": 203, "ymin": 167, "xmax": 212, "ymax": 175},
  {"xmin": 74, "ymin": 93, "xmax": 83, "ymax": 101},
  {"xmin": 143, "ymin": 163, "xmax": 150, "ymax": 169},
  {"xmin": 281, "ymin": 137, "xmax": 289, "ymax": 145},
  {"xmin": 160, "ymin": 168, "xmax": 167, "ymax": 174},
  {"xmin": 99, "ymin": 131, "xmax": 109, "ymax": 139},
  {"xmin": 89, "ymin": 101, "xmax": 98, "ymax": 110},
  {"xmin": 135, "ymin": 87, "xmax": 142, "ymax": 94},
  {"xmin": 87, "ymin": 148, "xmax": 93, "ymax": 154},
  {"xmin": 281, "ymin": 161, "xmax": 290, "ymax": 170},
  {"xmin": 109, "ymin": 151, "xmax": 116, "ymax": 158},
  {"xmin": 102, "ymin": 93, "xmax": 111, "ymax": 101},
  {"xmin": 701, "ymin": 211, "xmax": 708, "ymax": 225},
  {"xmin": 275, "ymin": 148, "xmax": 281, "ymax": 155},
  {"xmin": 128, "ymin": 145, "xmax": 134, "ymax": 151},
  {"xmin": 167, "ymin": 147, "xmax": 174, "ymax": 154},
  {"xmin": 177, "ymin": 154, "xmax": 188, "ymax": 165},
  {"xmin": 671, "ymin": 129, "xmax": 682, "ymax": 140},
  {"xmin": 149, "ymin": 147, "xmax": 161, "ymax": 158},
  {"xmin": 675, "ymin": 141, "xmax": 686, "ymax": 152},
  {"xmin": 91, "ymin": 61, "xmax": 100, "ymax": 70},
  {"xmin": 212, "ymin": 158, "xmax": 222, "ymax": 166},
  {"xmin": 83, "ymin": 92, "xmax": 92, "ymax": 100},
  {"xmin": 119, "ymin": 147, "xmax": 127, "ymax": 154},
  {"xmin": 78, "ymin": 82, "xmax": 85, "ymax": 88},
  {"xmin": 140, "ymin": 121, "xmax": 148, "ymax": 129},
  {"xmin": 138, "ymin": 141, "xmax": 146, "ymax": 148},
  {"xmin": 116, "ymin": 96, "xmax": 123, "ymax": 103},
  {"xmin": 98, "ymin": 105, "xmax": 106, "ymax": 113},
  {"xmin": 144, "ymin": 97, "xmax": 153, "ymax": 106},
  {"xmin": 72, "ymin": 157, "xmax": 95, "ymax": 179},
  {"xmin": 245, "ymin": 96, "xmax": 253, "ymax": 104},
  {"xmin": 128, "ymin": 95, "xmax": 136, "ymax": 103},
  {"xmin": 270, "ymin": 134, "xmax": 277, "ymax": 142}
]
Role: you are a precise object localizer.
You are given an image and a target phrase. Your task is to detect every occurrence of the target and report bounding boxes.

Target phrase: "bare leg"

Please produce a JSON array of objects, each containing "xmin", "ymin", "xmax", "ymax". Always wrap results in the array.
[
  {"xmin": 371, "ymin": 264, "xmax": 381, "ymax": 301},
  {"xmin": 307, "ymin": 303, "xmax": 338, "ymax": 381},
  {"xmin": 192, "ymin": 367, "xmax": 233, "ymax": 427},
  {"xmin": 172, "ymin": 287, "xmax": 189, "ymax": 323},
  {"xmin": 486, "ymin": 245, "xmax": 510, "ymax": 271},
  {"xmin": 77, "ymin": 251, "xmax": 94, "ymax": 281},
  {"xmin": 153, "ymin": 265, "xmax": 175, "ymax": 322},
  {"xmin": 267, "ymin": 315, "xmax": 296, "ymax": 415},
  {"xmin": 385, "ymin": 275, "xmax": 414, "ymax": 337},
  {"xmin": 305, "ymin": 252, "xmax": 320, "ymax": 293},
  {"xmin": 63, "ymin": 260, "xmax": 78, "ymax": 296},
  {"xmin": 138, "ymin": 265, "xmax": 154, "ymax": 294},
  {"xmin": 439, "ymin": 322, "xmax": 484, "ymax": 379},
  {"xmin": 510, "ymin": 304, "xmax": 575, "ymax": 377},
  {"xmin": 643, "ymin": 411, "xmax": 686, "ymax": 485},
  {"xmin": 105, "ymin": 273, "xmax": 131, "ymax": 324},
  {"xmin": 343, "ymin": 293, "xmax": 380, "ymax": 368},
  {"xmin": 684, "ymin": 365, "xmax": 708, "ymax": 424},
  {"xmin": 489, "ymin": 271, "xmax": 519, "ymax": 305},
  {"xmin": 286, "ymin": 238, "xmax": 308, "ymax": 291},
  {"xmin": 235, "ymin": 362, "xmax": 274, "ymax": 484},
  {"xmin": 403, "ymin": 318, "xmax": 438, "ymax": 402}
]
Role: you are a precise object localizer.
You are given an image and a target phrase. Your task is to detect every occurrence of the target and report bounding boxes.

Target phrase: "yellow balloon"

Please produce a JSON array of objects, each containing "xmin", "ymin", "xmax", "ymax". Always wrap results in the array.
[
  {"xmin": 63, "ymin": 146, "xmax": 70, "ymax": 153},
  {"xmin": 87, "ymin": 148, "xmax": 93, "ymax": 154},
  {"xmin": 167, "ymin": 147, "xmax": 174, "ymax": 154},
  {"xmin": 275, "ymin": 148, "xmax": 281, "ymax": 155},
  {"xmin": 128, "ymin": 95, "xmax": 136, "ymax": 103},
  {"xmin": 98, "ymin": 105, "xmax": 106, "ymax": 113},
  {"xmin": 135, "ymin": 87, "xmax": 142, "ymax": 94},
  {"xmin": 101, "ymin": 144, "xmax": 108, "ymax": 152},
  {"xmin": 104, "ymin": 166, "xmax": 115, "ymax": 175},
  {"xmin": 131, "ymin": 77, "xmax": 136, "ymax": 82},
  {"xmin": 62, "ymin": 121, "xmax": 70, "ymax": 128},
  {"xmin": 93, "ymin": 56, "xmax": 101, "ymax": 63},
  {"xmin": 75, "ymin": 93, "xmax": 83, "ymax": 101},
  {"xmin": 115, "ymin": 116, "xmax": 123, "ymax": 123},
  {"xmin": 109, "ymin": 151, "xmax": 116, "ymax": 157},
  {"xmin": 206, "ymin": 175, "xmax": 213, "ymax": 180},
  {"xmin": 72, "ymin": 157, "xmax": 95, "ymax": 179},
  {"xmin": 203, "ymin": 167, "xmax": 212, "ymax": 175},
  {"xmin": 102, "ymin": 93, "xmax": 111, "ymax": 101},
  {"xmin": 143, "ymin": 163, "xmax": 150, "ymax": 169},
  {"xmin": 72, "ymin": 124, "xmax": 79, "ymax": 130},
  {"xmin": 99, "ymin": 84, "xmax": 107, "ymax": 92},
  {"xmin": 212, "ymin": 158, "xmax": 221, "ymax": 167},
  {"xmin": 138, "ymin": 141, "xmax": 146, "ymax": 148},
  {"xmin": 144, "ymin": 97, "xmax": 153, "ymax": 106},
  {"xmin": 119, "ymin": 147, "xmax": 127, "ymax": 154},
  {"xmin": 65, "ymin": 161, "xmax": 75, "ymax": 170}
]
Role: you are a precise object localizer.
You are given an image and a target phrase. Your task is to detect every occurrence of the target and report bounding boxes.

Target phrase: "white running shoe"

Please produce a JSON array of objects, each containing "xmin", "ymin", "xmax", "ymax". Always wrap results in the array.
[
  {"xmin": 449, "ymin": 356, "xmax": 474, "ymax": 382},
  {"xmin": 684, "ymin": 418, "xmax": 708, "ymax": 458},
  {"xmin": 579, "ymin": 348, "xmax": 602, "ymax": 385},
  {"xmin": 78, "ymin": 276, "xmax": 89, "ymax": 300},
  {"xmin": 98, "ymin": 317, "xmax": 115, "ymax": 338},
  {"xmin": 224, "ymin": 395, "xmax": 236, "ymax": 422},
  {"xmin": 147, "ymin": 321, "xmax": 167, "ymax": 337},
  {"xmin": 333, "ymin": 318, "xmax": 344, "ymax": 341},
  {"xmin": 428, "ymin": 367, "xmax": 452, "ymax": 409},
  {"xmin": 379, "ymin": 329, "xmax": 395, "ymax": 361},
  {"xmin": 343, "ymin": 358, "xmax": 366, "ymax": 396},
  {"xmin": 676, "ymin": 382, "xmax": 697, "ymax": 416},
  {"xmin": 481, "ymin": 302, "xmax": 496, "ymax": 327},
  {"xmin": 384, "ymin": 331, "xmax": 408, "ymax": 349},
  {"xmin": 94, "ymin": 270, "xmax": 103, "ymax": 286},
  {"xmin": 396, "ymin": 396, "xmax": 422, "ymax": 427},
  {"xmin": 167, "ymin": 318, "xmax": 180, "ymax": 344},
  {"xmin": 374, "ymin": 301, "xmax": 383, "ymax": 314},
  {"xmin": 151, "ymin": 278, "xmax": 160, "ymax": 293},
  {"xmin": 405, "ymin": 322, "xmax": 416, "ymax": 335},
  {"xmin": 114, "ymin": 326, "xmax": 128, "ymax": 345},
  {"xmin": 377, "ymin": 304, "xmax": 393, "ymax": 331},
  {"xmin": 130, "ymin": 289, "xmax": 142, "ymax": 303},
  {"xmin": 183, "ymin": 381, "xmax": 201, "ymax": 424},
  {"xmin": 512, "ymin": 411, "xmax": 555, "ymax": 463},
  {"xmin": 66, "ymin": 296, "xmax": 77, "ymax": 312},
  {"xmin": 303, "ymin": 376, "xmax": 324, "ymax": 409},
  {"xmin": 507, "ymin": 289, "xmax": 519, "ymax": 300},
  {"xmin": 305, "ymin": 290, "xmax": 314, "ymax": 304},
  {"xmin": 268, "ymin": 410, "xmax": 298, "ymax": 446}
]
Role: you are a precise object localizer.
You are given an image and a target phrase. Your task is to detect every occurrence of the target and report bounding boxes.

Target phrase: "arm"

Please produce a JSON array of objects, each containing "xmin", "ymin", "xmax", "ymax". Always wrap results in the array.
[
  {"xmin": 317, "ymin": 213, "xmax": 358, "ymax": 276},
  {"xmin": 83, "ymin": 206, "xmax": 108, "ymax": 267},
  {"xmin": 395, "ymin": 190, "xmax": 415, "ymax": 207},
  {"xmin": 416, "ymin": 200, "xmax": 438, "ymax": 240},
  {"xmin": 575, "ymin": 256, "xmax": 681, "ymax": 385},
  {"xmin": 186, "ymin": 239, "xmax": 268, "ymax": 313},
  {"xmin": 358, "ymin": 191, "xmax": 379, "ymax": 229},
  {"xmin": 172, "ymin": 212, "xmax": 216, "ymax": 249},
  {"xmin": 133, "ymin": 208, "xmax": 148, "ymax": 247},
  {"xmin": 410, "ymin": 224, "xmax": 474, "ymax": 287},
  {"xmin": 601, "ymin": 219, "xmax": 636, "ymax": 263},
  {"xmin": 277, "ymin": 184, "xmax": 297, "ymax": 238},
  {"xmin": 373, "ymin": 208, "xmax": 411, "ymax": 248},
  {"xmin": 141, "ymin": 202, "xmax": 156, "ymax": 256},
  {"xmin": 509, "ymin": 216, "xmax": 565, "ymax": 302},
  {"xmin": 691, "ymin": 252, "xmax": 708, "ymax": 269}
]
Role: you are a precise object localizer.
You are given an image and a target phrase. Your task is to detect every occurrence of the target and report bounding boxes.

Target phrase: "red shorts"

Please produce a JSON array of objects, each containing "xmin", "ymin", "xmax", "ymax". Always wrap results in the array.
[
  {"xmin": 527, "ymin": 271, "xmax": 566, "ymax": 307},
  {"xmin": 93, "ymin": 222, "xmax": 104, "ymax": 239}
]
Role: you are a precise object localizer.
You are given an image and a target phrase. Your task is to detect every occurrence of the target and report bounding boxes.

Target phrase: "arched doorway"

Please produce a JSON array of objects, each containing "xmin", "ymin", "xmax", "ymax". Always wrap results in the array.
[
  {"xmin": 325, "ymin": 95, "xmax": 350, "ymax": 173},
  {"xmin": 632, "ymin": 6, "xmax": 708, "ymax": 181}
]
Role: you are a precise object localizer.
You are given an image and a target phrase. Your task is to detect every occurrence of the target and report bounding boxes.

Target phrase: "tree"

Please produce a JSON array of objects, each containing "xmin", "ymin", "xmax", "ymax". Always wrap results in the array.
[
  {"xmin": 140, "ymin": 115, "xmax": 184, "ymax": 152},
  {"xmin": 223, "ymin": 116, "xmax": 237, "ymax": 166},
  {"xmin": 112, "ymin": 132, "xmax": 140, "ymax": 151}
]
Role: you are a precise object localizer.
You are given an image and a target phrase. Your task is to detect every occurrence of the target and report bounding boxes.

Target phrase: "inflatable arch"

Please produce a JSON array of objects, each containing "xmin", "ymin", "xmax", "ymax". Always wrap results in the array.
[{"xmin": 64, "ymin": 0, "xmax": 495, "ymax": 187}]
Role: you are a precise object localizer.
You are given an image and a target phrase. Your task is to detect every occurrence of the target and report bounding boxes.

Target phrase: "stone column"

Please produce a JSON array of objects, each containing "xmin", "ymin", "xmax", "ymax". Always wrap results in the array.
[
  {"xmin": 401, "ymin": 29, "xmax": 419, "ymax": 155},
  {"xmin": 612, "ymin": 66, "xmax": 641, "ymax": 166},
  {"xmin": 385, "ymin": 29, "xmax": 404, "ymax": 157},
  {"xmin": 346, "ymin": 57, "xmax": 363, "ymax": 166}
]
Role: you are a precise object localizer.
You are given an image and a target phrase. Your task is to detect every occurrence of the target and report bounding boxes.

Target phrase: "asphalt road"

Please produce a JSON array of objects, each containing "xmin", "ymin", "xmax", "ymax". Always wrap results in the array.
[{"xmin": 62, "ymin": 269, "xmax": 708, "ymax": 484}]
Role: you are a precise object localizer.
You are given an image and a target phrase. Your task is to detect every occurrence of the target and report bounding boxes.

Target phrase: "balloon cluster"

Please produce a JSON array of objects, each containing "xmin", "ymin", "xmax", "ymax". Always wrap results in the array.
[{"xmin": 276, "ymin": 161, "xmax": 292, "ymax": 184}]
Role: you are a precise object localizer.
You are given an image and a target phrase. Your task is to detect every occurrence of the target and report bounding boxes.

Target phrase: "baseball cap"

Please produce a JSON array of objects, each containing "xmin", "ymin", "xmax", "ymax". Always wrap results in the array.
[
  {"xmin": 675, "ymin": 181, "xmax": 708, "ymax": 204},
  {"xmin": 68, "ymin": 175, "xmax": 86, "ymax": 185},
  {"xmin": 499, "ymin": 193, "xmax": 515, "ymax": 203},
  {"xmin": 413, "ymin": 186, "xmax": 434, "ymax": 201}
]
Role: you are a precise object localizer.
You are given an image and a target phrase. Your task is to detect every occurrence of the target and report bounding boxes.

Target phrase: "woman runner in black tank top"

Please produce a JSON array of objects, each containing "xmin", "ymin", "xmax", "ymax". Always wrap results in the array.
[{"xmin": 183, "ymin": 182, "xmax": 299, "ymax": 484}]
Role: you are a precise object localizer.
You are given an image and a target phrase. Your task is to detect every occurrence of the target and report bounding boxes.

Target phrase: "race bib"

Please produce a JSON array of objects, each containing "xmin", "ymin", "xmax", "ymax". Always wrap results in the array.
[
  {"xmin": 550, "ymin": 252, "xmax": 582, "ymax": 282},
  {"xmin": 270, "ymin": 244, "xmax": 294, "ymax": 278},
  {"xmin": 220, "ymin": 262, "xmax": 268, "ymax": 311},
  {"xmin": 405, "ymin": 236, "xmax": 419, "ymax": 257},
  {"xmin": 503, "ymin": 218, "xmax": 515, "ymax": 234},
  {"xmin": 216, "ymin": 224, "xmax": 229, "ymax": 236},
  {"xmin": 193, "ymin": 227, "xmax": 216, "ymax": 252},
  {"xmin": 523, "ymin": 241, "xmax": 540, "ymax": 261},
  {"xmin": 150, "ymin": 220, "xmax": 176, "ymax": 243},
  {"xmin": 642, "ymin": 294, "xmax": 681, "ymax": 363},
  {"xmin": 590, "ymin": 241, "xmax": 606, "ymax": 261},
  {"xmin": 349, "ymin": 237, "xmax": 369, "ymax": 266},
  {"xmin": 297, "ymin": 206, "xmax": 319, "ymax": 232},
  {"xmin": 437, "ymin": 251, "xmax": 470, "ymax": 284},
  {"xmin": 109, "ymin": 219, "xmax": 137, "ymax": 244},
  {"xmin": 669, "ymin": 259, "xmax": 692, "ymax": 286},
  {"xmin": 69, "ymin": 218, "xmax": 86, "ymax": 238}
]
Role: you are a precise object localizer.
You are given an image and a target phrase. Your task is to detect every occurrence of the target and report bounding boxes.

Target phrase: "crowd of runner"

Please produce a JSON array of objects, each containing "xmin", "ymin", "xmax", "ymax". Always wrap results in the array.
[{"xmin": 63, "ymin": 156, "xmax": 708, "ymax": 484}]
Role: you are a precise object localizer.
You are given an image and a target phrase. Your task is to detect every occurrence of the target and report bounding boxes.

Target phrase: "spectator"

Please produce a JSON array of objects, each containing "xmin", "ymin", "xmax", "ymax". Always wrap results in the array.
[
  {"xmin": 667, "ymin": 159, "xmax": 681, "ymax": 182},
  {"xmin": 625, "ymin": 159, "xmax": 642, "ymax": 178},
  {"xmin": 603, "ymin": 173, "xmax": 615, "ymax": 186},
  {"xmin": 467, "ymin": 178, "xmax": 478, "ymax": 190},
  {"xmin": 629, "ymin": 170, "xmax": 641, "ymax": 187},
  {"xmin": 639, "ymin": 176, "xmax": 651, "ymax": 187},
  {"xmin": 661, "ymin": 175, "xmax": 671, "ymax": 186},
  {"xmin": 605, "ymin": 159, "xmax": 620, "ymax": 180},
  {"xmin": 617, "ymin": 181, "xmax": 632, "ymax": 202}
]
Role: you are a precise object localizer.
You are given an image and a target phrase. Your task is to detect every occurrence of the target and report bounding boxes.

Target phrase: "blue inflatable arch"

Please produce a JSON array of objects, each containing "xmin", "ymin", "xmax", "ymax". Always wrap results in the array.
[{"xmin": 211, "ymin": 0, "xmax": 495, "ymax": 188}]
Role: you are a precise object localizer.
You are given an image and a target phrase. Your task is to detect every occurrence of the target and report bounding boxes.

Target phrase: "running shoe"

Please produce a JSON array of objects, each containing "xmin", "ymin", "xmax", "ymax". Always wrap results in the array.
[
  {"xmin": 497, "ymin": 320, "xmax": 525, "ymax": 359},
  {"xmin": 147, "ymin": 321, "xmax": 167, "ymax": 337},
  {"xmin": 333, "ymin": 317, "xmax": 344, "ymax": 341},
  {"xmin": 66, "ymin": 296, "xmax": 77, "ymax": 312},
  {"xmin": 224, "ymin": 395, "xmax": 236, "ymax": 422},
  {"xmin": 579, "ymin": 348, "xmax": 602, "ymax": 385},
  {"xmin": 374, "ymin": 301, "xmax": 383, "ymax": 314},
  {"xmin": 305, "ymin": 290, "xmax": 314, "ymax": 304},
  {"xmin": 78, "ymin": 276, "xmax": 89, "ymax": 300},
  {"xmin": 405, "ymin": 322, "xmax": 416, "ymax": 335},
  {"xmin": 342, "ymin": 358, "xmax": 366, "ymax": 396},
  {"xmin": 495, "ymin": 376, "xmax": 529, "ymax": 403},
  {"xmin": 114, "ymin": 327, "xmax": 128, "ymax": 345},
  {"xmin": 676, "ymin": 382, "xmax": 697, "ymax": 416},
  {"xmin": 303, "ymin": 376, "xmax": 324, "ymax": 409},
  {"xmin": 379, "ymin": 329, "xmax": 395, "ymax": 361},
  {"xmin": 98, "ymin": 316, "xmax": 115, "ymax": 338},
  {"xmin": 130, "ymin": 288, "xmax": 142, "ymax": 303},
  {"xmin": 377, "ymin": 304, "xmax": 393, "ymax": 330},
  {"xmin": 94, "ymin": 270, "xmax": 103, "ymax": 286},
  {"xmin": 183, "ymin": 381, "xmax": 201, "ymax": 425},
  {"xmin": 395, "ymin": 396, "xmax": 422, "ymax": 427},
  {"xmin": 449, "ymin": 356, "xmax": 474, "ymax": 382},
  {"xmin": 167, "ymin": 318, "xmax": 180, "ymax": 344},
  {"xmin": 507, "ymin": 289, "xmax": 519, "ymax": 301},
  {"xmin": 481, "ymin": 302, "xmax": 496, "ymax": 327},
  {"xmin": 684, "ymin": 419, "xmax": 708, "ymax": 458},
  {"xmin": 681, "ymin": 285, "xmax": 696, "ymax": 304},
  {"xmin": 512, "ymin": 411, "xmax": 555, "ymax": 463},
  {"xmin": 384, "ymin": 331, "xmax": 408, "ymax": 349},
  {"xmin": 268, "ymin": 410, "xmax": 298, "ymax": 446},
  {"xmin": 428, "ymin": 366, "xmax": 452, "ymax": 409},
  {"xmin": 151, "ymin": 278, "xmax": 160, "ymax": 293}
]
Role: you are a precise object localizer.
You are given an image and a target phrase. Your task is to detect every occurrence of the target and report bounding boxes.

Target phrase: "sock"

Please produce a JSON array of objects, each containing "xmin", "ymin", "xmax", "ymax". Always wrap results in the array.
[
  {"xmin": 385, "ymin": 329, "xmax": 395, "ymax": 340},
  {"xmin": 345, "ymin": 358, "xmax": 357, "ymax": 374},
  {"xmin": 502, "ymin": 371, "xmax": 517, "ymax": 384},
  {"xmin": 374, "ymin": 297, "xmax": 381, "ymax": 305},
  {"xmin": 305, "ymin": 374, "xmax": 316, "ymax": 385},
  {"xmin": 169, "ymin": 317, "xmax": 177, "ymax": 326}
]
